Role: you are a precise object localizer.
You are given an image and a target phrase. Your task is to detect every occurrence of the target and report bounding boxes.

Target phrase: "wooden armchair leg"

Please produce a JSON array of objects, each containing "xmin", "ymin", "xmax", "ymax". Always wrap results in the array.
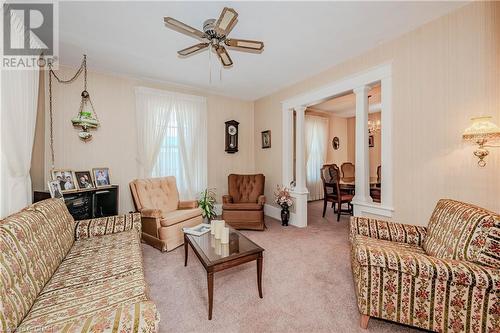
[{"xmin": 360, "ymin": 314, "xmax": 370, "ymax": 329}]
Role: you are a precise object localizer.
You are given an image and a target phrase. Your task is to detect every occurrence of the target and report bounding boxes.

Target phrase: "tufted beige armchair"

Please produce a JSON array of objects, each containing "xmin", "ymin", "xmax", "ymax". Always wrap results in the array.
[
  {"xmin": 222, "ymin": 174, "xmax": 266, "ymax": 230},
  {"xmin": 130, "ymin": 176, "xmax": 203, "ymax": 252}
]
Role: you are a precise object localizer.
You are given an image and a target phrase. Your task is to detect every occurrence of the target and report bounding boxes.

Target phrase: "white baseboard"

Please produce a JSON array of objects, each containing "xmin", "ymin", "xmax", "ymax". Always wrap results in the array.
[{"xmin": 264, "ymin": 204, "xmax": 281, "ymax": 220}]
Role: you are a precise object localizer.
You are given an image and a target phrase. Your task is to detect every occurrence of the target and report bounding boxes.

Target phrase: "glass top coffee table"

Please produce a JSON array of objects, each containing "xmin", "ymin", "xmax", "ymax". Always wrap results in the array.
[{"xmin": 184, "ymin": 227, "xmax": 264, "ymax": 320}]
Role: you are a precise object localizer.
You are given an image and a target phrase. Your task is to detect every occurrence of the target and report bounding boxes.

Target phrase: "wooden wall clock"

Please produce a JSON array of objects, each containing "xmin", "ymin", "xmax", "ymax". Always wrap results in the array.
[{"xmin": 225, "ymin": 120, "xmax": 239, "ymax": 153}]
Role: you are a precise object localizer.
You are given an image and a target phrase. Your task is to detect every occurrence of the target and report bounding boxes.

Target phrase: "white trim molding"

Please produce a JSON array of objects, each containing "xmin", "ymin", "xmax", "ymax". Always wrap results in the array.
[
  {"xmin": 289, "ymin": 189, "xmax": 308, "ymax": 228},
  {"xmin": 264, "ymin": 204, "xmax": 281, "ymax": 221},
  {"xmin": 351, "ymin": 200, "xmax": 394, "ymax": 218},
  {"xmin": 281, "ymin": 63, "xmax": 394, "ymax": 226},
  {"xmin": 352, "ymin": 85, "xmax": 372, "ymax": 204},
  {"xmin": 282, "ymin": 63, "xmax": 392, "ymax": 110}
]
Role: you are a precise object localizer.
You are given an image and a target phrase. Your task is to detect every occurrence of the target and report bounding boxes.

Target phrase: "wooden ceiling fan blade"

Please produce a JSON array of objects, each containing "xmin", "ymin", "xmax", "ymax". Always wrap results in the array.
[
  {"xmin": 164, "ymin": 17, "xmax": 205, "ymax": 40},
  {"xmin": 225, "ymin": 38, "xmax": 264, "ymax": 51},
  {"xmin": 215, "ymin": 7, "xmax": 238, "ymax": 35},
  {"xmin": 178, "ymin": 43, "xmax": 209, "ymax": 56},
  {"xmin": 215, "ymin": 46, "xmax": 233, "ymax": 67}
]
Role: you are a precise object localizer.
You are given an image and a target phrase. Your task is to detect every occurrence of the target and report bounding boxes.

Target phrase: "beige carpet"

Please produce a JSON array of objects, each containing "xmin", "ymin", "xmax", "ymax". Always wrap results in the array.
[{"xmin": 142, "ymin": 201, "xmax": 423, "ymax": 332}]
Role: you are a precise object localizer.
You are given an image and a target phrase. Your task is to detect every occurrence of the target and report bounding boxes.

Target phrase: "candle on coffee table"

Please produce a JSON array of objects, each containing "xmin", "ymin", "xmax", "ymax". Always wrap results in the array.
[
  {"xmin": 210, "ymin": 220, "xmax": 217, "ymax": 235},
  {"xmin": 221, "ymin": 227, "xmax": 229, "ymax": 244},
  {"xmin": 215, "ymin": 220, "xmax": 225, "ymax": 239}
]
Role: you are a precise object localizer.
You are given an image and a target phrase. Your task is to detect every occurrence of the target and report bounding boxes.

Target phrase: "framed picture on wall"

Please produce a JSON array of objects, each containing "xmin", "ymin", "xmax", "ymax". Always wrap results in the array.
[
  {"xmin": 261, "ymin": 130, "xmax": 271, "ymax": 149},
  {"xmin": 75, "ymin": 171, "xmax": 95, "ymax": 190},
  {"xmin": 369, "ymin": 135, "xmax": 374, "ymax": 148},
  {"xmin": 51, "ymin": 169, "xmax": 77, "ymax": 193},
  {"xmin": 92, "ymin": 167, "xmax": 111, "ymax": 187},
  {"xmin": 332, "ymin": 136, "xmax": 340, "ymax": 150}
]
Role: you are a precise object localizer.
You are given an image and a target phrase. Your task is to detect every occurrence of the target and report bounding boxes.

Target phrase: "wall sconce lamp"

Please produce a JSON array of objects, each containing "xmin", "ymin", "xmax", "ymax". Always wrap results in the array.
[{"xmin": 462, "ymin": 116, "xmax": 500, "ymax": 167}]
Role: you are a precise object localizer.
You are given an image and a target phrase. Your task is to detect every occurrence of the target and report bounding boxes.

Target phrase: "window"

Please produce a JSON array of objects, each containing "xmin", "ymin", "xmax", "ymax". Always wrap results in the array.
[
  {"xmin": 305, "ymin": 115, "xmax": 328, "ymax": 200},
  {"xmin": 135, "ymin": 87, "xmax": 207, "ymax": 199}
]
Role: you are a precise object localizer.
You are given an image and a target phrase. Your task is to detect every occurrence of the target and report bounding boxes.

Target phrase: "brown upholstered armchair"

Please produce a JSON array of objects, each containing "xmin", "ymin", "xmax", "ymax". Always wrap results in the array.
[
  {"xmin": 222, "ymin": 174, "xmax": 266, "ymax": 230},
  {"xmin": 130, "ymin": 176, "xmax": 203, "ymax": 252}
]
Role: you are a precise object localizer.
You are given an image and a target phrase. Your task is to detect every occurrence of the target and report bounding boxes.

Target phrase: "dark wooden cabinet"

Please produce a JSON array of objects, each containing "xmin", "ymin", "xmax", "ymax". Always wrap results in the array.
[{"xmin": 33, "ymin": 185, "xmax": 119, "ymax": 220}]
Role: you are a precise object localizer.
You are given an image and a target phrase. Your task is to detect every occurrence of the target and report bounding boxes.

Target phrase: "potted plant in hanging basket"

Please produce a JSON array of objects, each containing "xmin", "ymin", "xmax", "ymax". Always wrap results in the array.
[
  {"xmin": 198, "ymin": 188, "xmax": 217, "ymax": 222},
  {"xmin": 274, "ymin": 185, "xmax": 293, "ymax": 226}
]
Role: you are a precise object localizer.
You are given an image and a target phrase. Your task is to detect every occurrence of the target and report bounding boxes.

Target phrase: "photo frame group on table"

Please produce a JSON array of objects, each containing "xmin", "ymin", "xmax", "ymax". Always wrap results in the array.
[{"xmin": 48, "ymin": 167, "xmax": 111, "ymax": 197}]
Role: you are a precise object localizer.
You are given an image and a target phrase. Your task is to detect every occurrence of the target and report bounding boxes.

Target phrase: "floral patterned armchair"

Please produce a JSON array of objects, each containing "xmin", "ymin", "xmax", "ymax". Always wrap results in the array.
[{"xmin": 350, "ymin": 199, "xmax": 500, "ymax": 332}]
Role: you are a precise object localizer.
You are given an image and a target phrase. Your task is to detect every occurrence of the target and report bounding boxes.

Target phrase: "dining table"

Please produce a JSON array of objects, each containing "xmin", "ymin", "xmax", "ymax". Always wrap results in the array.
[{"xmin": 339, "ymin": 177, "xmax": 380, "ymax": 193}]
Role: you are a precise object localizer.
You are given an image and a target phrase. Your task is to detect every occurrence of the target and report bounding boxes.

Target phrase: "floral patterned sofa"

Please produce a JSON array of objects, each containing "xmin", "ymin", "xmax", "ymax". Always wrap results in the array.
[
  {"xmin": 350, "ymin": 199, "xmax": 500, "ymax": 332},
  {"xmin": 1, "ymin": 198, "xmax": 159, "ymax": 332}
]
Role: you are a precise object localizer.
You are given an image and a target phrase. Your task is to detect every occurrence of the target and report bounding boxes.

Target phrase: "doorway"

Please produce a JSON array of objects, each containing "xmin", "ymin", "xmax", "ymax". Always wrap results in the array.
[
  {"xmin": 301, "ymin": 84, "xmax": 382, "ymax": 220},
  {"xmin": 281, "ymin": 64, "xmax": 393, "ymax": 227}
]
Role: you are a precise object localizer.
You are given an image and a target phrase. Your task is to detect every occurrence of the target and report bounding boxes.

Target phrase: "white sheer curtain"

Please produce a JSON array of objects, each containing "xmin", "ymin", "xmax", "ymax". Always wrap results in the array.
[
  {"xmin": 0, "ymin": 26, "xmax": 40, "ymax": 218},
  {"xmin": 305, "ymin": 115, "xmax": 328, "ymax": 201},
  {"xmin": 134, "ymin": 87, "xmax": 207, "ymax": 199}
]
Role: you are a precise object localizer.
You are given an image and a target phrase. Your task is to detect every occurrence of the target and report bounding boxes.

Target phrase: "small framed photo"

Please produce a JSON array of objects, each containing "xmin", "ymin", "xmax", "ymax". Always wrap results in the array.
[
  {"xmin": 92, "ymin": 167, "xmax": 111, "ymax": 187},
  {"xmin": 75, "ymin": 171, "xmax": 95, "ymax": 190},
  {"xmin": 47, "ymin": 180, "xmax": 63, "ymax": 198},
  {"xmin": 332, "ymin": 136, "xmax": 340, "ymax": 150},
  {"xmin": 51, "ymin": 169, "xmax": 77, "ymax": 193},
  {"xmin": 369, "ymin": 135, "xmax": 374, "ymax": 148},
  {"xmin": 261, "ymin": 130, "xmax": 271, "ymax": 149}
]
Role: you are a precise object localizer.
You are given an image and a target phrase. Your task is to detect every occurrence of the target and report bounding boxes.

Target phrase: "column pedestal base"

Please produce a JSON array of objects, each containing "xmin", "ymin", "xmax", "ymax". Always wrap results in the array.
[{"xmin": 290, "ymin": 189, "xmax": 308, "ymax": 228}]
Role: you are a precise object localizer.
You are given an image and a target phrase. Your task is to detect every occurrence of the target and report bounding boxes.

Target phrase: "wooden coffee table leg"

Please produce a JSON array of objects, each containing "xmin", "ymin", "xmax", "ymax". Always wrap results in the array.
[
  {"xmin": 257, "ymin": 253, "xmax": 263, "ymax": 298},
  {"xmin": 207, "ymin": 271, "xmax": 214, "ymax": 320},
  {"xmin": 184, "ymin": 234, "xmax": 188, "ymax": 267}
]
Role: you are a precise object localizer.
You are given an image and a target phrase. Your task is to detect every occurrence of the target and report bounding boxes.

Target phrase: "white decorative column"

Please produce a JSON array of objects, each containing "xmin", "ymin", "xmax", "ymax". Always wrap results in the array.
[
  {"xmin": 294, "ymin": 106, "xmax": 307, "ymax": 193},
  {"xmin": 380, "ymin": 76, "xmax": 393, "ymax": 208},
  {"xmin": 352, "ymin": 86, "xmax": 372, "ymax": 206},
  {"xmin": 289, "ymin": 106, "xmax": 308, "ymax": 228},
  {"xmin": 282, "ymin": 106, "xmax": 294, "ymax": 186}
]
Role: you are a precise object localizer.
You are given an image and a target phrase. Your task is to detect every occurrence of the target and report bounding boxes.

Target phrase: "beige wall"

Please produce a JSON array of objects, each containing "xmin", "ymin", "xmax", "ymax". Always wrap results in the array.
[
  {"xmin": 254, "ymin": 2, "xmax": 500, "ymax": 225},
  {"xmin": 346, "ymin": 112, "xmax": 381, "ymax": 178},
  {"xmin": 346, "ymin": 117, "xmax": 355, "ymax": 163},
  {"xmin": 30, "ymin": 70, "xmax": 46, "ymax": 192},
  {"xmin": 37, "ymin": 67, "xmax": 255, "ymax": 213},
  {"xmin": 326, "ymin": 114, "xmax": 348, "ymax": 166}
]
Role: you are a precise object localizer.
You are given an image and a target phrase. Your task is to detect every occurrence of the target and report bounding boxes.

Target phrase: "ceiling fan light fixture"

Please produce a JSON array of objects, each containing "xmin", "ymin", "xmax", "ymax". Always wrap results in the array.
[
  {"xmin": 216, "ymin": 46, "xmax": 233, "ymax": 67},
  {"xmin": 168, "ymin": 19, "xmax": 192, "ymax": 31},
  {"xmin": 215, "ymin": 7, "xmax": 238, "ymax": 35},
  {"xmin": 163, "ymin": 7, "xmax": 263, "ymax": 69},
  {"xmin": 178, "ymin": 43, "xmax": 209, "ymax": 56},
  {"xmin": 226, "ymin": 38, "xmax": 264, "ymax": 51},
  {"xmin": 163, "ymin": 17, "xmax": 205, "ymax": 39}
]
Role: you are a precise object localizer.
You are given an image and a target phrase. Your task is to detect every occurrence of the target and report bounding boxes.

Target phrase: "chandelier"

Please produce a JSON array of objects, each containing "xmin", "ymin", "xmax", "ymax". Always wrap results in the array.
[{"xmin": 368, "ymin": 119, "xmax": 381, "ymax": 133}]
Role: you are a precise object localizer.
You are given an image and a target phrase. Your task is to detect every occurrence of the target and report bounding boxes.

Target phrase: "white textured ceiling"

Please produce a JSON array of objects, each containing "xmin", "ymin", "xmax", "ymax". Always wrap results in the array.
[{"xmin": 59, "ymin": 1, "xmax": 466, "ymax": 101}]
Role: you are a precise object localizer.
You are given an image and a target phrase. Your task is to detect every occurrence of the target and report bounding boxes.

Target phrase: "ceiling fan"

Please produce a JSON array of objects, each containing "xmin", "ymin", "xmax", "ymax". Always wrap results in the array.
[{"xmin": 164, "ymin": 7, "xmax": 264, "ymax": 67}]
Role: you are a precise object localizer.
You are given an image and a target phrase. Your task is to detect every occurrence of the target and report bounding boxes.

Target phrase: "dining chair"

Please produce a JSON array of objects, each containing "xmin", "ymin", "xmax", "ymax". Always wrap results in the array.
[
  {"xmin": 341, "ymin": 162, "xmax": 355, "ymax": 182},
  {"xmin": 320, "ymin": 164, "xmax": 353, "ymax": 221}
]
